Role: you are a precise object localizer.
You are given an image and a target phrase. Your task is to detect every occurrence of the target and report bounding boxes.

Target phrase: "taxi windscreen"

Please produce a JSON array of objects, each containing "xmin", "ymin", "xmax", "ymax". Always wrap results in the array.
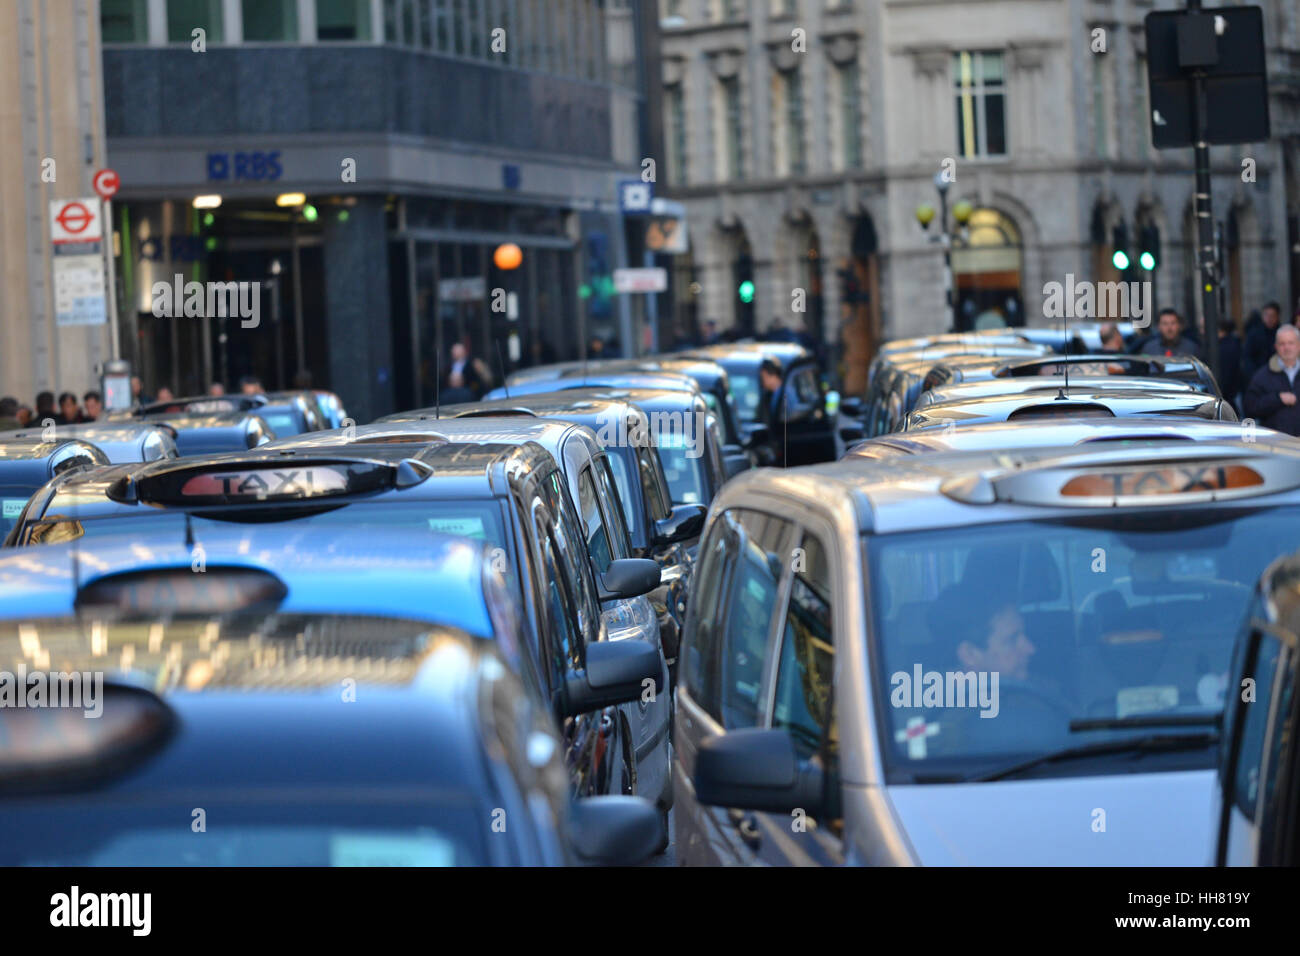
[
  {"xmin": 0, "ymin": 486, "xmax": 39, "ymax": 540},
  {"xmin": 657, "ymin": 440, "xmax": 707, "ymax": 506},
  {"xmin": 866, "ymin": 507, "xmax": 1300, "ymax": 780}
]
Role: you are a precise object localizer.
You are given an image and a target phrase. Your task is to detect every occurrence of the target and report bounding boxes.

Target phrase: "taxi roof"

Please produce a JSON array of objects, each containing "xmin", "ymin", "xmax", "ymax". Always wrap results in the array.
[
  {"xmin": 734, "ymin": 439, "xmax": 1300, "ymax": 535},
  {"xmin": 918, "ymin": 374, "xmax": 1200, "ymax": 408},
  {"xmin": 5, "ymin": 423, "xmax": 177, "ymax": 463},
  {"xmin": 906, "ymin": 387, "xmax": 1227, "ymax": 430},
  {"xmin": 0, "ymin": 610, "xmax": 496, "ymax": 796},
  {"xmin": 0, "ymin": 526, "xmax": 495, "ymax": 637},
  {"xmin": 484, "ymin": 371, "xmax": 701, "ymax": 401},
  {"xmin": 849, "ymin": 417, "xmax": 1287, "ymax": 458},
  {"xmin": 0, "ymin": 439, "xmax": 108, "ymax": 486}
]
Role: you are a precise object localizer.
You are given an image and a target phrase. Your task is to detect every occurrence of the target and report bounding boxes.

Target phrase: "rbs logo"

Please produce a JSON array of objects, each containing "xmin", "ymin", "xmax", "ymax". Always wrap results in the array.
[{"xmin": 207, "ymin": 150, "xmax": 283, "ymax": 182}]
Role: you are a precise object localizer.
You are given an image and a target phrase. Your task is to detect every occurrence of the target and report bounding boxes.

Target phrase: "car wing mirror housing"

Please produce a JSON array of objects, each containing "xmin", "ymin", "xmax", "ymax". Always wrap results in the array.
[
  {"xmin": 693, "ymin": 728, "xmax": 836, "ymax": 817},
  {"xmin": 562, "ymin": 638, "xmax": 662, "ymax": 715},
  {"xmin": 567, "ymin": 795, "xmax": 664, "ymax": 866},
  {"xmin": 598, "ymin": 557, "xmax": 661, "ymax": 601},
  {"xmin": 654, "ymin": 504, "xmax": 707, "ymax": 547}
]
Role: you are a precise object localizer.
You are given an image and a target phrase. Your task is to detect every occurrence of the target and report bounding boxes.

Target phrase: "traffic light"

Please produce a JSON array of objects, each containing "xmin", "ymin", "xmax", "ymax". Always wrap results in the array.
[
  {"xmin": 1138, "ymin": 224, "xmax": 1161, "ymax": 271},
  {"xmin": 1111, "ymin": 223, "xmax": 1131, "ymax": 271},
  {"xmin": 738, "ymin": 280, "xmax": 755, "ymax": 304}
]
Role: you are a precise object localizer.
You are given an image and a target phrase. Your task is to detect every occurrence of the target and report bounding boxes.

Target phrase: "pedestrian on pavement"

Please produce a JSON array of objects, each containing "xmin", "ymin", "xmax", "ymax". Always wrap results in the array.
[
  {"xmin": 1244, "ymin": 323, "xmax": 1300, "ymax": 437},
  {"xmin": 239, "ymin": 375, "xmax": 263, "ymax": 396},
  {"xmin": 443, "ymin": 341, "xmax": 491, "ymax": 402},
  {"xmin": 35, "ymin": 391, "xmax": 59, "ymax": 426},
  {"xmin": 82, "ymin": 391, "xmax": 103, "ymax": 422},
  {"xmin": 156, "ymin": 386, "xmax": 175, "ymax": 403},
  {"xmin": 15, "ymin": 405, "xmax": 32, "ymax": 427},
  {"xmin": 1139, "ymin": 308, "xmax": 1202, "ymax": 359},
  {"xmin": 130, "ymin": 375, "xmax": 150, "ymax": 406},
  {"xmin": 1098, "ymin": 322, "xmax": 1125, "ymax": 352},
  {"xmin": 208, "ymin": 382, "xmax": 226, "ymax": 396},
  {"xmin": 1216, "ymin": 320, "xmax": 1244, "ymax": 412},
  {"xmin": 1243, "ymin": 301, "xmax": 1282, "ymax": 382},
  {"xmin": 0, "ymin": 397, "xmax": 21, "ymax": 431},
  {"xmin": 58, "ymin": 392, "xmax": 86, "ymax": 425}
]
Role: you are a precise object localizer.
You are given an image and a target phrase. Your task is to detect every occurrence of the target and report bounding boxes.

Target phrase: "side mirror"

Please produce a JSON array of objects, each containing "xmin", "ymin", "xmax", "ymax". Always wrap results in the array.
[
  {"xmin": 654, "ymin": 504, "xmax": 707, "ymax": 547},
  {"xmin": 598, "ymin": 557, "xmax": 661, "ymax": 601},
  {"xmin": 562, "ymin": 638, "xmax": 662, "ymax": 715},
  {"xmin": 568, "ymin": 795, "xmax": 665, "ymax": 866},
  {"xmin": 693, "ymin": 728, "xmax": 836, "ymax": 817}
]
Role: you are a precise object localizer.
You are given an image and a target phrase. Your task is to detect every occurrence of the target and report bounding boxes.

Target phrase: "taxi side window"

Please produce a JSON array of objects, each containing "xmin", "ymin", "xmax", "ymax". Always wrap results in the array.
[
  {"xmin": 530, "ymin": 499, "xmax": 584, "ymax": 674},
  {"xmin": 540, "ymin": 471, "xmax": 600, "ymax": 633},
  {"xmin": 772, "ymin": 533, "xmax": 837, "ymax": 767},
  {"xmin": 1257, "ymin": 640, "xmax": 1297, "ymax": 860},
  {"xmin": 1231, "ymin": 631, "xmax": 1283, "ymax": 821},
  {"xmin": 683, "ymin": 516, "xmax": 729, "ymax": 722},
  {"xmin": 636, "ymin": 445, "xmax": 671, "ymax": 521},
  {"xmin": 720, "ymin": 509, "xmax": 794, "ymax": 729},
  {"xmin": 594, "ymin": 456, "xmax": 632, "ymax": 559},
  {"xmin": 577, "ymin": 467, "xmax": 614, "ymax": 572}
]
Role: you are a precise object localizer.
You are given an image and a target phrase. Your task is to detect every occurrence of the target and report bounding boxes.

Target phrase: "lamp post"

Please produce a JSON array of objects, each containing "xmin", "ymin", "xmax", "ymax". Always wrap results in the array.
[{"xmin": 916, "ymin": 173, "xmax": 974, "ymax": 332}]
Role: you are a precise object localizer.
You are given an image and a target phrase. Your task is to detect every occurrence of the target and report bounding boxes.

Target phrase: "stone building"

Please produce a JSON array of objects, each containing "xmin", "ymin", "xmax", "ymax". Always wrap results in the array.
[{"xmin": 657, "ymin": 0, "xmax": 1300, "ymax": 391}]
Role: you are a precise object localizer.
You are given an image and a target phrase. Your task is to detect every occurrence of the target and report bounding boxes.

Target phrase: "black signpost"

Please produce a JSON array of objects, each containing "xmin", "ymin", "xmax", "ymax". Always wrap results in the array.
[{"xmin": 1144, "ymin": 2, "xmax": 1270, "ymax": 386}]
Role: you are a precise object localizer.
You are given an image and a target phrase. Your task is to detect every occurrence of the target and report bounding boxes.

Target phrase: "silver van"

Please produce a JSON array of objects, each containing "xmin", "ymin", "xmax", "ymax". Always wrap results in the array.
[{"xmin": 674, "ymin": 439, "xmax": 1300, "ymax": 864}]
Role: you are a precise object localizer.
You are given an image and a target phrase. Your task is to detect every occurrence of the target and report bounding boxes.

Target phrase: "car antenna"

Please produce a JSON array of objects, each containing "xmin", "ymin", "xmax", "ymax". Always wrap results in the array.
[
  {"xmin": 434, "ymin": 347, "xmax": 440, "ymax": 420},
  {"xmin": 185, "ymin": 510, "xmax": 195, "ymax": 549},
  {"xmin": 1056, "ymin": 303, "xmax": 1070, "ymax": 400},
  {"xmin": 496, "ymin": 339, "xmax": 510, "ymax": 400}
]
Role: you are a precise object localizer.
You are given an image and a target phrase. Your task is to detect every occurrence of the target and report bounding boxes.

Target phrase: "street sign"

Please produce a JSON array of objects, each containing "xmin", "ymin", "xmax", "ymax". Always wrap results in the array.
[
  {"xmin": 618, "ymin": 179, "xmax": 654, "ymax": 214},
  {"xmin": 92, "ymin": 168, "xmax": 120, "ymax": 200},
  {"xmin": 613, "ymin": 267, "xmax": 667, "ymax": 294},
  {"xmin": 49, "ymin": 198, "xmax": 102, "ymax": 244},
  {"xmin": 49, "ymin": 197, "xmax": 108, "ymax": 327},
  {"xmin": 1145, "ymin": 6, "xmax": 1270, "ymax": 148},
  {"xmin": 438, "ymin": 276, "xmax": 487, "ymax": 302}
]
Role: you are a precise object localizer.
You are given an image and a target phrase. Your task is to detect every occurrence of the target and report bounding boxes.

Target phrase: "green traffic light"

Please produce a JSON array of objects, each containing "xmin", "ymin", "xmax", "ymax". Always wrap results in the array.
[
  {"xmin": 1139, "ymin": 251, "xmax": 1156, "ymax": 271},
  {"xmin": 1112, "ymin": 250, "xmax": 1130, "ymax": 270},
  {"xmin": 738, "ymin": 280, "xmax": 755, "ymax": 303},
  {"xmin": 302, "ymin": 204, "xmax": 318, "ymax": 222}
]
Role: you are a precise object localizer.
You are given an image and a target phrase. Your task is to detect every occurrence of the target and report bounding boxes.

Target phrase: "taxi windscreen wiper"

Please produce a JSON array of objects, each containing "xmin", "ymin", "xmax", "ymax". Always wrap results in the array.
[
  {"xmin": 969, "ymin": 731, "xmax": 1218, "ymax": 783},
  {"xmin": 1068, "ymin": 713, "xmax": 1221, "ymax": 733}
]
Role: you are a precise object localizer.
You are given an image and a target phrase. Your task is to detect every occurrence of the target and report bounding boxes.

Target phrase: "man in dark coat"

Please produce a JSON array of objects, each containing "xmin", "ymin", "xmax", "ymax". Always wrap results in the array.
[
  {"xmin": 1243, "ymin": 302, "xmax": 1282, "ymax": 383},
  {"xmin": 1216, "ymin": 320, "xmax": 1244, "ymax": 412},
  {"xmin": 1244, "ymin": 323, "xmax": 1300, "ymax": 436}
]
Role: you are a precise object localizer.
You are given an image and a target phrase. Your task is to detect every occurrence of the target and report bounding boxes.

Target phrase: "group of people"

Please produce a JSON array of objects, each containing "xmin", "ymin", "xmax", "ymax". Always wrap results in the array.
[
  {"xmin": 0, "ymin": 390, "xmax": 103, "ymax": 431},
  {"xmin": 1090, "ymin": 300, "xmax": 1300, "ymax": 436}
]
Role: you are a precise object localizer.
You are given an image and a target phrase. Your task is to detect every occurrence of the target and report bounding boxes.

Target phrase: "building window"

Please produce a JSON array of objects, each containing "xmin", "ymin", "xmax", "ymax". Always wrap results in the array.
[
  {"xmin": 837, "ymin": 60, "xmax": 862, "ymax": 169},
  {"xmin": 383, "ymin": 0, "xmax": 398, "ymax": 41},
  {"xmin": 787, "ymin": 70, "xmax": 806, "ymax": 175},
  {"xmin": 317, "ymin": 0, "xmax": 372, "ymax": 40},
  {"xmin": 167, "ymin": 0, "xmax": 223, "ymax": 43},
  {"xmin": 102, "ymin": 0, "xmax": 148, "ymax": 43},
  {"xmin": 770, "ymin": 0, "xmax": 795, "ymax": 16},
  {"xmin": 666, "ymin": 84, "xmax": 688, "ymax": 186},
  {"xmin": 467, "ymin": 0, "xmax": 483, "ymax": 56},
  {"xmin": 242, "ymin": 0, "xmax": 297, "ymax": 41},
  {"xmin": 715, "ymin": 76, "xmax": 745, "ymax": 181},
  {"xmin": 1092, "ymin": 54, "xmax": 1112, "ymax": 158},
  {"xmin": 953, "ymin": 50, "xmax": 1006, "ymax": 158},
  {"xmin": 711, "ymin": 0, "xmax": 744, "ymax": 22}
]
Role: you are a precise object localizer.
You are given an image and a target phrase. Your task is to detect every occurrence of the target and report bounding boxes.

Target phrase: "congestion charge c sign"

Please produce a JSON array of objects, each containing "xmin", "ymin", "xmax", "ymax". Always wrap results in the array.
[{"xmin": 207, "ymin": 151, "xmax": 283, "ymax": 182}]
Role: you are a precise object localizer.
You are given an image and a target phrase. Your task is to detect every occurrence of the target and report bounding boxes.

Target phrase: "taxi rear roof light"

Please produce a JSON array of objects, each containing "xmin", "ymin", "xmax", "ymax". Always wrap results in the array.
[
  {"xmin": 75, "ymin": 567, "xmax": 287, "ymax": 616},
  {"xmin": 1006, "ymin": 403, "xmax": 1114, "ymax": 421},
  {"xmin": 127, "ymin": 458, "xmax": 421, "ymax": 506},
  {"xmin": 939, "ymin": 445, "xmax": 1300, "ymax": 508}
]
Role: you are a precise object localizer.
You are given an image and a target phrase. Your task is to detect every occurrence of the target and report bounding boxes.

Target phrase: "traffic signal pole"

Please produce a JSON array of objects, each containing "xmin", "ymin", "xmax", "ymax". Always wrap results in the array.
[{"xmin": 1188, "ymin": 0, "xmax": 1221, "ymax": 384}]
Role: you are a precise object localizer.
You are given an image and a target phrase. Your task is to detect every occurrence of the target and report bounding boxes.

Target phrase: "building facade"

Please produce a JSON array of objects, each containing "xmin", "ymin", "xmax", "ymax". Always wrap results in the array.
[
  {"xmin": 657, "ymin": 0, "xmax": 1300, "ymax": 392},
  {"xmin": 1, "ymin": 1, "xmax": 115, "ymax": 406},
  {"xmin": 93, "ymin": 0, "xmax": 659, "ymax": 422}
]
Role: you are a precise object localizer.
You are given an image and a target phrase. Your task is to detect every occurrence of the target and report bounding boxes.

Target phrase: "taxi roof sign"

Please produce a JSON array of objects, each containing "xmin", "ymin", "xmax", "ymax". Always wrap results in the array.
[{"xmin": 939, "ymin": 442, "xmax": 1300, "ymax": 508}]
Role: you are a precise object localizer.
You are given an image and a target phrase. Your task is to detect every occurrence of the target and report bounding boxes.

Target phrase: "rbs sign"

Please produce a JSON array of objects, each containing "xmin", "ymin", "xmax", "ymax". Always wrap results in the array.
[{"xmin": 207, "ymin": 150, "xmax": 283, "ymax": 182}]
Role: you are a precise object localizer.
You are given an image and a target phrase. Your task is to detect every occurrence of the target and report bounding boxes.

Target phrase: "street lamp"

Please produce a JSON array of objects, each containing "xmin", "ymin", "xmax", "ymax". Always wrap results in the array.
[{"xmin": 915, "ymin": 174, "xmax": 974, "ymax": 332}]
